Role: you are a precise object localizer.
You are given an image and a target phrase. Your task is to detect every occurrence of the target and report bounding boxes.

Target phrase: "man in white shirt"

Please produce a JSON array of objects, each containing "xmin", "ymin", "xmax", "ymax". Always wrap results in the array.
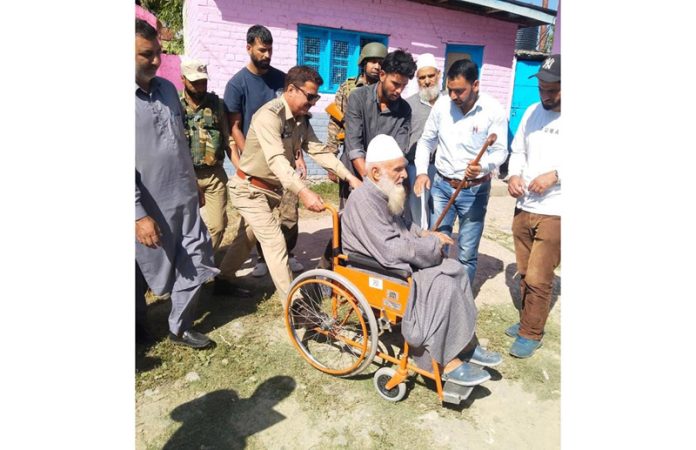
[
  {"xmin": 505, "ymin": 54, "xmax": 561, "ymax": 358},
  {"xmin": 413, "ymin": 59, "xmax": 508, "ymax": 285}
]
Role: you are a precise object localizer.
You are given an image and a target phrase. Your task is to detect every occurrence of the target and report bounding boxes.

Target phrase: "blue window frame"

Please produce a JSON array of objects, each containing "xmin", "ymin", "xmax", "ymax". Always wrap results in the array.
[{"xmin": 297, "ymin": 25, "xmax": 388, "ymax": 94}]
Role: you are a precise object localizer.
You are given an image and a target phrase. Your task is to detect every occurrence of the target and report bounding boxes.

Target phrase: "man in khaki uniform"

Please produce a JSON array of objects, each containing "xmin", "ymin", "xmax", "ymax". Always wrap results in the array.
[
  {"xmin": 217, "ymin": 66, "xmax": 361, "ymax": 301},
  {"xmin": 180, "ymin": 59, "xmax": 229, "ymax": 251}
]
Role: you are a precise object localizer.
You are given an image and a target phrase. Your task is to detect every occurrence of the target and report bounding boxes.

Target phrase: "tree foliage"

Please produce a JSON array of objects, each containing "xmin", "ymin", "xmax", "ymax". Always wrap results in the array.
[{"xmin": 140, "ymin": 0, "xmax": 184, "ymax": 54}]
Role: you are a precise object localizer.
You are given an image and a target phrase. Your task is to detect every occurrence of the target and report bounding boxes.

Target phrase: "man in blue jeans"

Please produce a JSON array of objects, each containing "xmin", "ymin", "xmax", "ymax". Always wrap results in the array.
[{"xmin": 413, "ymin": 59, "xmax": 507, "ymax": 285}]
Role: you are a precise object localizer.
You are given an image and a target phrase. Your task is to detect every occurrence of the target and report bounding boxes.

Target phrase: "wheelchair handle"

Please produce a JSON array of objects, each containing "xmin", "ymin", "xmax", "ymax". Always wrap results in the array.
[{"xmin": 323, "ymin": 203, "xmax": 341, "ymax": 254}]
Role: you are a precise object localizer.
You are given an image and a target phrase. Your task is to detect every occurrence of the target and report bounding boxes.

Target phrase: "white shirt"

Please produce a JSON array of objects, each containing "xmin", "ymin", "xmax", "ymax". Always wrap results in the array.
[
  {"xmin": 414, "ymin": 92, "xmax": 508, "ymax": 179},
  {"xmin": 507, "ymin": 102, "xmax": 561, "ymax": 216}
]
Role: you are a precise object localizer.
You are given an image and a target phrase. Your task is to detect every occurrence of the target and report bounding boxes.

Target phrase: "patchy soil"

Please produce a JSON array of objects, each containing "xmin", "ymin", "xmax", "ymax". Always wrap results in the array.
[{"xmin": 136, "ymin": 179, "xmax": 561, "ymax": 449}]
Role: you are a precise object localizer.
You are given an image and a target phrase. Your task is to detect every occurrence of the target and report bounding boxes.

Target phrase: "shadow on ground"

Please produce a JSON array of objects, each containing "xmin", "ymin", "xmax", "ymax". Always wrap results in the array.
[{"xmin": 162, "ymin": 375, "xmax": 296, "ymax": 450}]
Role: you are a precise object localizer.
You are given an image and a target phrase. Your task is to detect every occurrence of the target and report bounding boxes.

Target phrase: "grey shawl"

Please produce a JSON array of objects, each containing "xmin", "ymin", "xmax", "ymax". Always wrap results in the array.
[{"xmin": 342, "ymin": 179, "xmax": 477, "ymax": 370}]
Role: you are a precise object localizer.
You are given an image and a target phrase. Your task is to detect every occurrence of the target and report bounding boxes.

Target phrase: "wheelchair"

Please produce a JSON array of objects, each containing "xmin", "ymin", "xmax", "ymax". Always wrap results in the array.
[{"xmin": 283, "ymin": 204, "xmax": 475, "ymax": 405}]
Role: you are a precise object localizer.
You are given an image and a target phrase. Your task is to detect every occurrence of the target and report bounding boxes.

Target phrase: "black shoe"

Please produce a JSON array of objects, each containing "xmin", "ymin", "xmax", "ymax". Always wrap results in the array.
[
  {"xmin": 136, "ymin": 323, "xmax": 155, "ymax": 346},
  {"xmin": 169, "ymin": 330, "xmax": 214, "ymax": 349},
  {"xmin": 213, "ymin": 278, "xmax": 252, "ymax": 297}
]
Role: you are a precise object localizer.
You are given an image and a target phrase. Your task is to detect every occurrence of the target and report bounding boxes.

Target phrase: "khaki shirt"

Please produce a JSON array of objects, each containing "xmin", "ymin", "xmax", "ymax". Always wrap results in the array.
[{"xmin": 241, "ymin": 96, "xmax": 352, "ymax": 195}]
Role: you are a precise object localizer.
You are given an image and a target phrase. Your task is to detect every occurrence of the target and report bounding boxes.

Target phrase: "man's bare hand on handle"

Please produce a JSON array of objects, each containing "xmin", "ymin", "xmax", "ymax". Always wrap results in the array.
[{"xmin": 299, "ymin": 187, "xmax": 325, "ymax": 212}]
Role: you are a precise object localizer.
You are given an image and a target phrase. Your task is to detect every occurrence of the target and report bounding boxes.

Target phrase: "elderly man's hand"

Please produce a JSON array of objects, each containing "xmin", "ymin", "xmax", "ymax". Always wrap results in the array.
[
  {"xmin": 299, "ymin": 187, "xmax": 325, "ymax": 212},
  {"xmin": 413, "ymin": 174, "xmax": 431, "ymax": 197},
  {"xmin": 327, "ymin": 172, "xmax": 338, "ymax": 183},
  {"xmin": 421, "ymin": 229, "xmax": 454, "ymax": 246},
  {"xmin": 136, "ymin": 216, "xmax": 162, "ymax": 248}
]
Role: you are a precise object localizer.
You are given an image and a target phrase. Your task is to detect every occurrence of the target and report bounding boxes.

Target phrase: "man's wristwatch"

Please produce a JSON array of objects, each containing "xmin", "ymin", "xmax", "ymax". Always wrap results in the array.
[{"xmin": 554, "ymin": 169, "xmax": 560, "ymax": 184}]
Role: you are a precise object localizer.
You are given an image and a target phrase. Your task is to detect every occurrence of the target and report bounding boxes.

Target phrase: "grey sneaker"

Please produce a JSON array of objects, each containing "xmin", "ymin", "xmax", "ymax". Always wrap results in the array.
[
  {"xmin": 442, "ymin": 361, "xmax": 491, "ymax": 386},
  {"xmin": 505, "ymin": 323, "xmax": 520, "ymax": 337},
  {"xmin": 467, "ymin": 345, "xmax": 503, "ymax": 367}
]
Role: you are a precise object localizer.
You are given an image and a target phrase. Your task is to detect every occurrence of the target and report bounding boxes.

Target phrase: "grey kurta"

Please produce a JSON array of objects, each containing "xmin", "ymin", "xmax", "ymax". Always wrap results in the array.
[
  {"xmin": 341, "ymin": 179, "xmax": 477, "ymax": 371},
  {"xmin": 135, "ymin": 77, "xmax": 219, "ymax": 296}
]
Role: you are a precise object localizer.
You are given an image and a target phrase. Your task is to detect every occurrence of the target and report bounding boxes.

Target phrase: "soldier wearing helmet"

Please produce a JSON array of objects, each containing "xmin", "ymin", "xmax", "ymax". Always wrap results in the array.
[{"xmin": 325, "ymin": 42, "xmax": 388, "ymax": 170}]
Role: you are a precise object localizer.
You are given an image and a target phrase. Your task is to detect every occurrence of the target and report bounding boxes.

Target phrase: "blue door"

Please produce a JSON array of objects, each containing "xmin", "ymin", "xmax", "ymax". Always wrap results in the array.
[
  {"xmin": 443, "ymin": 44, "xmax": 484, "ymax": 89},
  {"xmin": 509, "ymin": 59, "xmax": 542, "ymax": 138}
]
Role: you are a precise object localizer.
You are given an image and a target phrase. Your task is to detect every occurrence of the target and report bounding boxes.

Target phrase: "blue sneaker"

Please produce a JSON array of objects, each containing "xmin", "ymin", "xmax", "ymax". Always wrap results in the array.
[
  {"xmin": 509, "ymin": 336, "xmax": 543, "ymax": 358},
  {"xmin": 442, "ymin": 361, "xmax": 491, "ymax": 386},
  {"xmin": 505, "ymin": 323, "xmax": 520, "ymax": 337},
  {"xmin": 467, "ymin": 345, "xmax": 503, "ymax": 367}
]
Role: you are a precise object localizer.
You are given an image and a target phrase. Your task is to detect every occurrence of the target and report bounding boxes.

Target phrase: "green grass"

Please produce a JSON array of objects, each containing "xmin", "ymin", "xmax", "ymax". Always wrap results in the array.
[{"xmin": 307, "ymin": 181, "xmax": 339, "ymax": 208}]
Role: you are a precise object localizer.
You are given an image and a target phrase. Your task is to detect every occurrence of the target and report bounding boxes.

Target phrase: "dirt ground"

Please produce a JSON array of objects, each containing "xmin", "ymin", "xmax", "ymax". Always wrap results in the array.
[{"xmin": 136, "ymin": 179, "xmax": 561, "ymax": 449}]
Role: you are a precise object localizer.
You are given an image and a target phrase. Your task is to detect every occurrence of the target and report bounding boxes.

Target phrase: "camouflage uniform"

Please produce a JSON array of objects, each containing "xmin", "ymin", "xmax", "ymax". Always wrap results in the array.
[
  {"xmin": 181, "ymin": 91, "xmax": 230, "ymax": 251},
  {"xmin": 325, "ymin": 75, "xmax": 368, "ymax": 156}
]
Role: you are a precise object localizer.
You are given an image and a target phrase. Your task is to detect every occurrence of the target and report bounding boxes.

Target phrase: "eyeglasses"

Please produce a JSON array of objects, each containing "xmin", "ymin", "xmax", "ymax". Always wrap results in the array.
[{"xmin": 292, "ymin": 84, "xmax": 321, "ymax": 104}]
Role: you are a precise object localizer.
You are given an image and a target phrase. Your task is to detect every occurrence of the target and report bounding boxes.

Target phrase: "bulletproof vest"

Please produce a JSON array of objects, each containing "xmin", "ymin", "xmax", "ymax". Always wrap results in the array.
[{"xmin": 182, "ymin": 92, "xmax": 223, "ymax": 167}]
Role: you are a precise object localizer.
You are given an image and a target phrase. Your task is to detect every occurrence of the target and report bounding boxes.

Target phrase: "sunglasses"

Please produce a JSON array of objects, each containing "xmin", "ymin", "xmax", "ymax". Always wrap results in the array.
[{"xmin": 292, "ymin": 84, "xmax": 321, "ymax": 103}]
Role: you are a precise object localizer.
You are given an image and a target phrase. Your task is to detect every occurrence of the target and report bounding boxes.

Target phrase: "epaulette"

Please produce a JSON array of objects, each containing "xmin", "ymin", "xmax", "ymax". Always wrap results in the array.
[{"xmin": 267, "ymin": 98, "xmax": 284, "ymax": 114}]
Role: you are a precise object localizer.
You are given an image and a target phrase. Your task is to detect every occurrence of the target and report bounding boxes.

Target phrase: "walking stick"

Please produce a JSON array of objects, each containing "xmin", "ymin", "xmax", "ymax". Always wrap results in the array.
[{"xmin": 431, "ymin": 134, "xmax": 497, "ymax": 231}]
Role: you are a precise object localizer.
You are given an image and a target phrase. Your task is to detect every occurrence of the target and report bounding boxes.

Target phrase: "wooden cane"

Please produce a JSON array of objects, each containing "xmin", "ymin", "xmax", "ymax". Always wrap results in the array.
[{"xmin": 430, "ymin": 134, "xmax": 497, "ymax": 231}]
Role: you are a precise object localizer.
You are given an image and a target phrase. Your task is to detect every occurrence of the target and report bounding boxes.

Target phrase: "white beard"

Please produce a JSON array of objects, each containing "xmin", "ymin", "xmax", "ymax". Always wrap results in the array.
[
  {"xmin": 418, "ymin": 85, "xmax": 440, "ymax": 103},
  {"xmin": 377, "ymin": 176, "xmax": 407, "ymax": 216}
]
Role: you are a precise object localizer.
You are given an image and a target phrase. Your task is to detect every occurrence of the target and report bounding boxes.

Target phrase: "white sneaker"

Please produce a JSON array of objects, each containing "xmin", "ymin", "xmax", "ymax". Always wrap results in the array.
[
  {"xmin": 251, "ymin": 262, "xmax": 268, "ymax": 277},
  {"xmin": 289, "ymin": 256, "xmax": 304, "ymax": 273}
]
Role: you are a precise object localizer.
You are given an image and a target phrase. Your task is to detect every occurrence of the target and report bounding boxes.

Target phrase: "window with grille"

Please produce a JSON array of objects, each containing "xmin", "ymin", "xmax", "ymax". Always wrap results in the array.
[{"xmin": 297, "ymin": 25, "xmax": 388, "ymax": 94}]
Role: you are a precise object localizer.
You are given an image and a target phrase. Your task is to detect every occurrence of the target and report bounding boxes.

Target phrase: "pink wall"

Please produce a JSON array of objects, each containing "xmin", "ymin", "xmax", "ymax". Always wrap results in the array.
[
  {"xmin": 136, "ymin": 4, "xmax": 183, "ymax": 92},
  {"xmin": 184, "ymin": 0, "xmax": 518, "ymax": 112},
  {"xmin": 552, "ymin": 0, "xmax": 560, "ymax": 54}
]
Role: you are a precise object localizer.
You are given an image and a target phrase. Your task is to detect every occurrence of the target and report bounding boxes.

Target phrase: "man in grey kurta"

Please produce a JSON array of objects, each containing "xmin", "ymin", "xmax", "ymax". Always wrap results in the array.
[
  {"xmin": 341, "ymin": 134, "xmax": 502, "ymax": 386},
  {"xmin": 135, "ymin": 19, "xmax": 218, "ymax": 349}
]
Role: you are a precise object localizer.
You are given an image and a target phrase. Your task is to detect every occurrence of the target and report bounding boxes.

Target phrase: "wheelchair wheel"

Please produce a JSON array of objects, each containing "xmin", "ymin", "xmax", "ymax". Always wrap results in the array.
[
  {"xmin": 285, "ymin": 269, "xmax": 378, "ymax": 377},
  {"xmin": 373, "ymin": 367, "xmax": 407, "ymax": 402}
]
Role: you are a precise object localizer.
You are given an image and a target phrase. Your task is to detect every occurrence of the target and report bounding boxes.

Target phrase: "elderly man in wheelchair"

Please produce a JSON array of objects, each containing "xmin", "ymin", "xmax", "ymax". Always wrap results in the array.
[{"xmin": 284, "ymin": 134, "xmax": 501, "ymax": 403}]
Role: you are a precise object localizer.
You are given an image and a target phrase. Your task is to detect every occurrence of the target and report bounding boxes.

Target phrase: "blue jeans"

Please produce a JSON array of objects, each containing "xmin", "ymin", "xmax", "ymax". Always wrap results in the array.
[{"xmin": 430, "ymin": 172, "xmax": 491, "ymax": 284}]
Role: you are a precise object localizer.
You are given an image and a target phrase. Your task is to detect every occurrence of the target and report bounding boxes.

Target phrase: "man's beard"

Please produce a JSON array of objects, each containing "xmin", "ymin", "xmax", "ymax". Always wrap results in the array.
[
  {"xmin": 251, "ymin": 56, "xmax": 270, "ymax": 70},
  {"xmin": 419, "ymin": 85, "xmax": 440, "ymax": 103},
  {"xmin": 542, "ymin": 99, "xmax": 560, "ymax": 111},
  {"xmin": 376, "ymin": 175, "xmax": 407, "ymax": 216},
  {"xmin": 186, "ymin": 88, "xmax": 206, "ymax": 102}
]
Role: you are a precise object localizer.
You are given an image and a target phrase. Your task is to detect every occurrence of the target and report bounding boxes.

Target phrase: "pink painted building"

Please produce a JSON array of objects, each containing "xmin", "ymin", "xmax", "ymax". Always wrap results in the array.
[{"xmin": 183, "ymin": 0, "xmax": 554, "ymax": 177}]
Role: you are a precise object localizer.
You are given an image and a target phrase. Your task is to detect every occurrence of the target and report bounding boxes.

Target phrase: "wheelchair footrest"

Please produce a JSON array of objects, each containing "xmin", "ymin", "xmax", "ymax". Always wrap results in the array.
[{"xmin": 442, "ymin": 381, "xmax": 475, "ymax": 404}]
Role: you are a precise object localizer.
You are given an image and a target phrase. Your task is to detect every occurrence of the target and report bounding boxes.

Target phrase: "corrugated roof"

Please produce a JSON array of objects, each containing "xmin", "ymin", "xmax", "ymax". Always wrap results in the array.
[{"xmin": 407, "ymin": 0, "xmax": 556, "ymax": 27}]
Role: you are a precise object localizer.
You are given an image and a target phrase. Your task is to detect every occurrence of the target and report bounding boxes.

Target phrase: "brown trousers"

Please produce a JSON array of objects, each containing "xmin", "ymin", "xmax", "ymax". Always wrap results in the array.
[{"xmin": 512, "ymin": 209, "xmax": 561, "ymax": 340}]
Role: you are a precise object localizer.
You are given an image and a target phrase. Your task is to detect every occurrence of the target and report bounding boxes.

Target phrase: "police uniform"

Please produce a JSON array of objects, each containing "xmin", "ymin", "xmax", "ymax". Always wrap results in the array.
[
  {"xmin": 218, "ymin": 96, "xmax": 352, "ymax": 301},
  {"xmin": 180, "ymin": 91, "xmax": 229, "ymax": 250}
]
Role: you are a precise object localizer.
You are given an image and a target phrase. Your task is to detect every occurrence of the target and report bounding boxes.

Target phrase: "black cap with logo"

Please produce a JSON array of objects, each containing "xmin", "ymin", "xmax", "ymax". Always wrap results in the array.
[{"xmin": 530, "ymin": 54, "xmax": 560, "ymax": 83}]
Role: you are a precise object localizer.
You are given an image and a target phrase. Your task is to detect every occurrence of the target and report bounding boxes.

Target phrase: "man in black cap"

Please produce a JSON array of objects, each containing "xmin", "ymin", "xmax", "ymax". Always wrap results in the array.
[{"xmin": 504, "ymin": 54, "xmax": 561, "ymax": 358}]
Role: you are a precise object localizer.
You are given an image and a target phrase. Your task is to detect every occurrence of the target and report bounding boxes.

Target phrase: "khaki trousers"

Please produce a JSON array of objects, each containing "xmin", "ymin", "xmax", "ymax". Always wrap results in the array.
[
  {"xmin": 219, "ymin": 176, "xmax": 293, "ymax": 302},
  {"xmin": 512, "ymin": 208, "xmax": 561, "ymax": 340},
  {"xmin": 195, "ymin": 164, "xmax": 228, "ymax": 251}
]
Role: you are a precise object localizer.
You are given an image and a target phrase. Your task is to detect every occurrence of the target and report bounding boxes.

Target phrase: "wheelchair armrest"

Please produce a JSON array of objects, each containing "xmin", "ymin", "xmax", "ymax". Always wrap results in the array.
[{"xmin": 344, "ymin": 252, "xmax": 411, "ymax": 281}]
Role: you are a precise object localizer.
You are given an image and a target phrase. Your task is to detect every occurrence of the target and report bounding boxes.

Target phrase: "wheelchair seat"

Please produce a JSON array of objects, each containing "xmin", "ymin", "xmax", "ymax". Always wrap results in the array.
[{"xmin": 343, "ymin": 252, "xmax": 411, "ymax": 281}]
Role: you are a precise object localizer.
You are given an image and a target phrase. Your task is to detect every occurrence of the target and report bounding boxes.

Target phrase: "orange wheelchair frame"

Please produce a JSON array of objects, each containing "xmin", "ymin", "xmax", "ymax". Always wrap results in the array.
[{"xmin": 283, "ymin": 204, "xmax": 474, "ymax": 404}]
